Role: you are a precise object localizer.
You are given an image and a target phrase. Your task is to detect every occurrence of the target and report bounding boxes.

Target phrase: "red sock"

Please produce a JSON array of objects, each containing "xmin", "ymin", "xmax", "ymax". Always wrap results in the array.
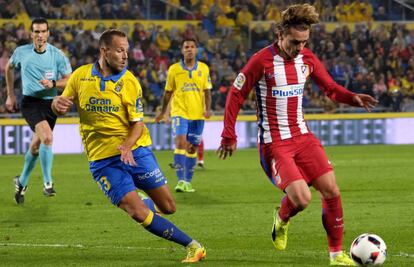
[
  {"xmin": 322, "ymin": 196, "xmax": 344, "ymax": 252},
  {"xmin": 278, "ymin": 195, "xmax": 300, "ymax": 222},
  {"xmin": 198, "ymin": 139, "xmax": 204, "ymax": 161}
]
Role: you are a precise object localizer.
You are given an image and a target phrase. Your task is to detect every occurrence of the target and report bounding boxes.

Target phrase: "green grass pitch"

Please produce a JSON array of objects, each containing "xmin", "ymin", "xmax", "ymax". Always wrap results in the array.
[{"xmin": 1, "ymin": 145, "xmax": 413, "ymax": 266}]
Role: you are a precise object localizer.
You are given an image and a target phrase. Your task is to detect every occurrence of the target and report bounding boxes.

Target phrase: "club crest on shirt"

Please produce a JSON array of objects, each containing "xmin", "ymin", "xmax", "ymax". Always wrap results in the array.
[
  {"xmin": 136, "ymin": 97, "xmax": 143, "ymax": 113},
  {"xmin": 301, "ymin": 64, "xmax": 308, "ymax": 74},
  {"xmin": 115, "ymin": 81, "xmax": 123, "ymax": 92},
  {"xmin": 198, "ymin": 70, "xmax": 202, "ymax": 77},
  {"xmin": 233, "ymin": 73, "xmax": 246, "ymax": 90}
]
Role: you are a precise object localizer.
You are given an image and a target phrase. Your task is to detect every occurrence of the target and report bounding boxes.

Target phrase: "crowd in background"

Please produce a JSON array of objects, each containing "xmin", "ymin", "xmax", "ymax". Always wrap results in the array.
[{"xmin": 1, "ymin": 0, "xmax": 414, "ymax": 114}]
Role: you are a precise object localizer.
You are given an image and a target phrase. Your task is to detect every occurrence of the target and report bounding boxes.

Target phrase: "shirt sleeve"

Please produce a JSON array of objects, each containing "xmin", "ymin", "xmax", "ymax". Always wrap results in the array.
[
  {"xmin": 57, "ymin": 50, "xmax": 72, "ymax": 76},
  {"xmin": 204, "ymin": 66, "xmax": 212, "ymax": 90},
  {"xmin": 123, "ymin": 77, "xmax": 144, "ymax": 122},
  {"xmin": 9, "ymin": 47, "xmax": 21, "ymax": 69},
  {"xmin": 61, "ymin": 69, "xmax": 78, "ymax": 102},
  {"xmin": 308, "ymin": 51, "xmax": 355, "ymax": 106},
  {"xmin": 221, "ymin": 52, "xmax": 264, "ymax": 145}
]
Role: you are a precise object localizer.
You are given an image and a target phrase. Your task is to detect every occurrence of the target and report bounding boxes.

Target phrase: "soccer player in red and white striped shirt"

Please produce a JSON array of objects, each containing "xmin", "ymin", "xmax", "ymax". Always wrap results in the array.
[{"xmin": 217, "ymin": 4, "xmax": 377, "ymax": 266}]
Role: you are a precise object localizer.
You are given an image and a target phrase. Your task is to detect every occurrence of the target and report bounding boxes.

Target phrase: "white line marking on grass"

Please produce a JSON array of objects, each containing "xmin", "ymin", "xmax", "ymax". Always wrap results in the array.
[
  {"xmin": 0, "ymin": 243, "xmax": 169, "ymax": 251},
  {"xmin": 0, "ymin": 243, "xmax": 84, "ymax": 248},
  {"xmin": 396, "ymin": 252, "xmax": 414, "ymax": 258},
  {"xmin": 2, "ymin": 243, "xmax": 413, "ymax": 258}
]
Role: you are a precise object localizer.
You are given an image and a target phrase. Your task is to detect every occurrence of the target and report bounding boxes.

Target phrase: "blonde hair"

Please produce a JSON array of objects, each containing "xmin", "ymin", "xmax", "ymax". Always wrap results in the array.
[{"xmin": 276, "ymin": 4, "xmax": 319, "ymax": 35}]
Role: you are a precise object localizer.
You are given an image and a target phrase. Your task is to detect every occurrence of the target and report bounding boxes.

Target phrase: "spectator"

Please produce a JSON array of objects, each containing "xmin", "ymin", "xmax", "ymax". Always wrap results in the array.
[
  {"xmin": 265, "ymin": 0, "xmax": 281, "ymax": 22},
  {"xmin": 156, "ymin": 30, "xmax": 171, "ymax": 54},
  {"xmin": 101, "ymin": 3, "xmax": 116, "ymax": 19},
  {"xmin": 116, "ymin": 3, "xmax": 135, "ymax": 19},
  {"xmin": 236, "ymin": 5, "xmax": 253, "ymax": 37},
  {"xmin": 335, "ymin": 0, "xmax": 349, "ymax": 22},
  {"xmin": 374, "ymin": 6, "xmax": 388, "ymax": 21}
]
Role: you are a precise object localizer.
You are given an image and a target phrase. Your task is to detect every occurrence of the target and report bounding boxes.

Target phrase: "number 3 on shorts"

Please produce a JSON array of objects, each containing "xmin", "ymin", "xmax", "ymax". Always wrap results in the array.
[{"xmin": 97, "ymin": 176, "xmax": 111, "ymax": 192}]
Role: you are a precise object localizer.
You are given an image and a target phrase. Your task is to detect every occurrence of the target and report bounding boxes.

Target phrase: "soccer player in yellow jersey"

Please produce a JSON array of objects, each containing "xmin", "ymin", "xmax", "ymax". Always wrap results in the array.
[
  {"xmin": 155, "ymin": 37, "xmax": 212, "ymax": 193},
  {"xmin": 52, "ymin": 29, "xmax": 205, "ymax": 263}
]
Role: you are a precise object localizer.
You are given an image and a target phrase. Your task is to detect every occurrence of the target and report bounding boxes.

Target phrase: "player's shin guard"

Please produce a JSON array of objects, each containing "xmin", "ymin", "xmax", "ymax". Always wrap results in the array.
[
  {"xmin": 185, "ymin": 152, "xmax": 197, "ymax": 182},
  {"xmin": 174, "ymin": 149, "xmax": 186, "ymax": 181},
  {"xmin": 141, "ymin": 211, "xmax": 192, "ymax": 247},
  {"xmin": 19, "ymin": 150, "xmax": 39, "ymax": 187},
  {"xmin": 39, "ymin": 144, "xmax": 53, "ymax": 185},
  {"xmin": 322, "ymin": 196, "xmax": 344, "ymax": 252},
  {"xmin": 279, "ymin": 195, "xmax": 300, "ymax": 222}
]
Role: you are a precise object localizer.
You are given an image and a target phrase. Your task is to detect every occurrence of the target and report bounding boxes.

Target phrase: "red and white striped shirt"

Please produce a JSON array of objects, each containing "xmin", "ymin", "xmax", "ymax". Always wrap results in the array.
[{"xmin": 221, "ymin": 43, "xmax": 356, "ymax": 144}]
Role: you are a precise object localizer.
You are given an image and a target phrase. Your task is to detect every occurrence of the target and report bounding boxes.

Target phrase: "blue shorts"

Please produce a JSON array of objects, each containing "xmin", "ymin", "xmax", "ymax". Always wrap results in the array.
[
  {"xmin": 89, "ymin": 146, "xmax": 168, "ymax": 206},
  {"xmin": 171, "ymin": 116, "xmax": 204, "ymax": 146}
]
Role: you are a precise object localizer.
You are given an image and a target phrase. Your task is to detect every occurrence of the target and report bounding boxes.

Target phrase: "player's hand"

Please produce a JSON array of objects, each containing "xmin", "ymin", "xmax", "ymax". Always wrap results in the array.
[
  {"xmin": 117, "ymin": 145, "xmax": 137, "ymax": 167},
  {"xmin": 5, "ymin": 95, "xmax": 18, "ymax": 113},
  {"xmin": 52, "ymin": 96, "xmax": 73, "ymax": 115},
  {"xmin": 216, "ymin": 143, "xmax": 237, "ymax": 160},
  {"xmin": 154, "ymin": 113, "xmax": 165, "ymax": 124},
  {"xmin": 164, "ymin": 114, "xmax": 171, "ymax": 124},
  {"xmin": 40, "ymin": 79, "xmax": 54, "ymax": 89},
  {"xmin": 204, "ymin": 110, "xmax": 212, "ymax": 119},
  {"xmin": 353, "ymin": 94, "xmax": 378, "ymax": 112}
]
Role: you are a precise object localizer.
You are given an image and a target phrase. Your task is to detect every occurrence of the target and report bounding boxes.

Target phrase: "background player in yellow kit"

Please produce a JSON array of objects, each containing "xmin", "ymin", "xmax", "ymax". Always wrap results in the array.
[{"xmin": 155, "ymin": 37, "xmax": 212, "ymax": 193}]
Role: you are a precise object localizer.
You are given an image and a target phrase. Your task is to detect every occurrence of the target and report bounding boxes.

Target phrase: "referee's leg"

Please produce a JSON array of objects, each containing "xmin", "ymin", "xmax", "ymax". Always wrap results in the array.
[{"xmin": 35, "ymin": 120, "xmax": 55, "ymax": 192}]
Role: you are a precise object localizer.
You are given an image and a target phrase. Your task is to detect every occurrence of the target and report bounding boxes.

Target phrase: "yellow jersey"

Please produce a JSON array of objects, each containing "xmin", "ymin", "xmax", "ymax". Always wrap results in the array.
[
  {"xmin": 62, "ymin": 63, "xmax": 152, "ymax": 161},
  {"xmin": 165, "ymin": 60, "xmax": 212, "ymax": 120}
]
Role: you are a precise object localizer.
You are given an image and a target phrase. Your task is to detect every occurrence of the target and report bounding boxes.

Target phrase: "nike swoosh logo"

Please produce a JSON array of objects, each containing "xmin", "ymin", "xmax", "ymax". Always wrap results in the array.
[{"xmin": 335, "ymin": 217, "xmax": 343, "ymax": 222}]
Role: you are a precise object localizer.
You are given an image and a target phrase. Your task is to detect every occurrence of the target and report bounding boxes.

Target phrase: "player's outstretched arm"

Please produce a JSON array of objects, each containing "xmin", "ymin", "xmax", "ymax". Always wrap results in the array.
[
  {"xmin": 52, "ymin": 95, "xmax": 73, "ymax": 116},
  {"xmin": 352, "ymin": 94, "xmax": 378, "ymax": 112},
  {"xmin": 154, "ymin": 90, "xmax": 173, "ymax": 123}
]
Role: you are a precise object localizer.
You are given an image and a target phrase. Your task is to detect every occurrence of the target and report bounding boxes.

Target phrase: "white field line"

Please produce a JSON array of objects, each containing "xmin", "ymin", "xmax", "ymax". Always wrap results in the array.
[
  {"xmin": 0, "ymin": 242, "xmax": 168, "ymax": 250},
  {"xmin": 1, "ymin": 243, "xmax": 414, "ymax": 258}
]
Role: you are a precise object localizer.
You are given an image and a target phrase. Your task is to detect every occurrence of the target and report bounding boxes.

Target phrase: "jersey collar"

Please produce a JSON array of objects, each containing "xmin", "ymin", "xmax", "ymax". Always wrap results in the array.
[
  {"xmin": 180, "ymin": 59, "xmax": 198, "ymax": 71},
  {"xmin": 92, "ymin": 62, "xmax": 127, "ymax": 91},
  {"xmin": 32, "ymin": 43, "xmax": 49, "ymax": 54},
  {"xmin": 180, "ymin": 59, "xmax": 198, "ymax": 78},
  {"xmin": 92, "ymin": 62, "xmax": 126, "ymax": 82}
]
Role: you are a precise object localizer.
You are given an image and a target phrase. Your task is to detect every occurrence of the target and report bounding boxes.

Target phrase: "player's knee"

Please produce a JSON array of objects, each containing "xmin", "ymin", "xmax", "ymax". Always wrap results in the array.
[
  {"xmin": 30, "ymin": 146, "xmax": 39, "ymax": 155},
  {"xmin": 295, "ymin": 193, "xmax": 312, "ymax": 211},
  {"xmin": 159, "ymin": 199, "xmax": 176, "ymax": 214},
  {"xmin": 321, "ymin": 185, "xmax": 340, "ymax": 199},
  {"xmin": 42, "ymin": 134, "xmax": 53, "ymax": 145}
]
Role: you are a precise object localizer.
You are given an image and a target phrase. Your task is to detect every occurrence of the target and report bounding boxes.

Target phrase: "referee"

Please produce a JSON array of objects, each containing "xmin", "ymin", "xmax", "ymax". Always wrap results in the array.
[{"xmin": 5, "ymin": 18, "xmax": 72, "ymax": 204}]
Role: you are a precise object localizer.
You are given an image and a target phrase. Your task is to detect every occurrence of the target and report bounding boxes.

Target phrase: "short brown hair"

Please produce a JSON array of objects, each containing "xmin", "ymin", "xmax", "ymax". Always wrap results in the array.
[
  {"xmin": 31, "ymin": 17, "xmax": 48, "ymax": 31},
  {"xmin": 276, "ymin": 4, "xmax": 319, "ymax": 35},
  {"xmin": 99, "ymin": 29, "xmax": 127, "ymax": 47}
]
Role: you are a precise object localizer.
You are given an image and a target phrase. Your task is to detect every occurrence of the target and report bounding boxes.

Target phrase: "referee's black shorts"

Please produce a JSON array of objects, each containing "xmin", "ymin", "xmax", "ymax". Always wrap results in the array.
[{"xmin": 21, "ymin": 96, "xmax": 57, "ymax": 132}]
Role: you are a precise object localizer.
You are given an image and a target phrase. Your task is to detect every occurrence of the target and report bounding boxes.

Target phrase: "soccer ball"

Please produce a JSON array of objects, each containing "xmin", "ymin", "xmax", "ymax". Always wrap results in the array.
[{"xmin": 350, "ymin": 233, "xmax": 387, "ymax": 266}]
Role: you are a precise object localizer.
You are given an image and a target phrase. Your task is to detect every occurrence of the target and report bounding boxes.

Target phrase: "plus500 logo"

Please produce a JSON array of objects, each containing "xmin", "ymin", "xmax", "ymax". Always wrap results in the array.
[{"xmin": 272, "ymin": 85, "xmax": 304, "ymax": 97}]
